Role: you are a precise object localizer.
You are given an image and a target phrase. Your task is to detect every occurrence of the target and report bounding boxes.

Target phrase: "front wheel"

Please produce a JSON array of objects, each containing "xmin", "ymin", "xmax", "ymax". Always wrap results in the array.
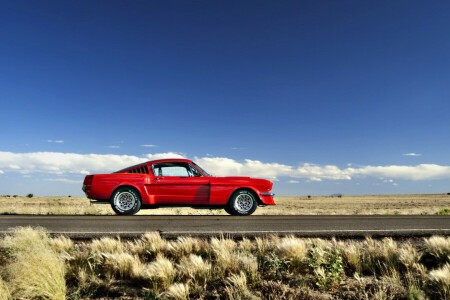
[
  {"xmin": 110, "ymin": 187, "xmax": 141, "ymax": 215},
  {"xmin": 226, "ymin": 190, "xmax": 258, "ymax": 216}
]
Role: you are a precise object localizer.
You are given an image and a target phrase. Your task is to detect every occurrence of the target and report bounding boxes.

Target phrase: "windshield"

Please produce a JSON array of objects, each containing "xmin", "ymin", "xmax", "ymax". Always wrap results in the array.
[{"xmin": 191, "ymin": 161, "xmax": 211, "ymax": 176}]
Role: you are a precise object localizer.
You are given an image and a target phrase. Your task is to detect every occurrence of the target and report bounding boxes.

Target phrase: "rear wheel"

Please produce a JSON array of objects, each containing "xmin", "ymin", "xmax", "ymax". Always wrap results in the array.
[
  {"xmin": 110, "ymin": 187, "xmax": 141, "ymax": 215},
  {"xmin": 226, "ymin": 190, "xmax": 257, "ymax": 216}
]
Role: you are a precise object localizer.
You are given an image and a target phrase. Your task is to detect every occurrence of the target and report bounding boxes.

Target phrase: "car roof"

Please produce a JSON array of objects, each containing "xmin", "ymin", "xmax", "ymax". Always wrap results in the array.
[
  {"xmin": 147, "ymin": 158, "xmax": 192, "ymax": 165},
  {"xmin": 114, "ymin": 158, "xmax": 192, "ymax": 173}
]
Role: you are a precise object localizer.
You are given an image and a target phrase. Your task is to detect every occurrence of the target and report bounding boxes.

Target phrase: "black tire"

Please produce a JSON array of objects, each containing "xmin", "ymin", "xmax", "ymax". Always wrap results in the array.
[
  {"xmin": 226, "ymin": 190, "xmax": 258, "ymax": 216},
  {"xmin": 110, "ymin": 187, "xmax": 142, "ymax": 215},
  {"xmin": 224, "ymin": 206, "xmax": 233, "ymax": 215}
]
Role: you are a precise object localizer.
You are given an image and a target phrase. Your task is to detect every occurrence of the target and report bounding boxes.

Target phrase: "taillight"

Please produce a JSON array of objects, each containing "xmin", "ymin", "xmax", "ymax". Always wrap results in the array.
[{"xmin": 83, "ymin": 175, "xmax": 94, "ymax": 185}]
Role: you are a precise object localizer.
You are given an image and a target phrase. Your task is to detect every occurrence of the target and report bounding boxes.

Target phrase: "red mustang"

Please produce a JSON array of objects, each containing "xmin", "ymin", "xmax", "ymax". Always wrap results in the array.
[{"xmin": 82, "ymin": 158, "xmax": 275, "ymax": 215}]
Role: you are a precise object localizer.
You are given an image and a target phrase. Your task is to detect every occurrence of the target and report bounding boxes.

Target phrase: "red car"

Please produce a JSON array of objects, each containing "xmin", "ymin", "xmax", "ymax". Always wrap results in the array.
[{"xmin": 82, "ymin": 158, "xmax": 275, "ymax": 216}]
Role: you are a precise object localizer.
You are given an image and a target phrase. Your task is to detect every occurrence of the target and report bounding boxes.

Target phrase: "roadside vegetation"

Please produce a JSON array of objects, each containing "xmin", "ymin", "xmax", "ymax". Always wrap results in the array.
[
  {"xmin": 0, "ymin": 194, "xmax": 449, "ymax": 215},
  {"xmin": 0, "ymin": 227, "xmax": 449, "ymax": 299}
]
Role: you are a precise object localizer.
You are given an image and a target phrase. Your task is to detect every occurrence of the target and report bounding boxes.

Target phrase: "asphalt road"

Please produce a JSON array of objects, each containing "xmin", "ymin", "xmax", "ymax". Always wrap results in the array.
[{"xmin": 0, "ymin": 215, "xmax": 449, "ymax": 238}]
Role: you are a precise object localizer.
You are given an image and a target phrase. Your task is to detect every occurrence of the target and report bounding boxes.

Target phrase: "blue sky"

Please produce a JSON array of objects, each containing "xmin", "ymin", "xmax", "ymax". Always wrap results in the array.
[{"xmin": 1, "ymin": 1, "xmax": 450, "ymax": 196}]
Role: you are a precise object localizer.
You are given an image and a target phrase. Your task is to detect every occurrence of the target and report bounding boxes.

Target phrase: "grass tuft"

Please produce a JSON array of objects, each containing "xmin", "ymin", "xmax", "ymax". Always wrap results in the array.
[
  {"xmin": 165, "ymin": 283, "xmax": 190, "ymax": 300},
  {"xmin": 90, "ymin": 237, "xmax": 125, "ymax": 254},
  {"xmin": 2, "ymin": 227, "xmax": 66, "ymax": 300},
  {"xmin": 145, "ymin": 255, "xmax": 176, "ymax": 291},
  {"xmin": 177, "ymin": 254, "xmax": 211, "ymax": 287},
  {"xmin": 0, "ymin": 276, "xmax": 12, "ymax": 300},
  {"xmin": 423, "ymin": 236, "xmax": 450, "ymax": 266},
  {"xmin": 428, "ymin": 263, "xmax": 450, "ymax": 299},
  {"xmin": 276, "ymin": 235, "xmax": 308, "ymax": 268}
]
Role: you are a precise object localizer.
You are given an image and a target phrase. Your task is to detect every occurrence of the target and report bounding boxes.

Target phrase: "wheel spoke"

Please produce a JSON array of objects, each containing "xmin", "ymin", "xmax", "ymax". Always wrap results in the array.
[
  {"xmin": 234, "ymin": 194, "xmax": 254, "ymax": 213},
  {"xmin": 114, "ymin": 192, "xmax": 136, "ymax": 211}
]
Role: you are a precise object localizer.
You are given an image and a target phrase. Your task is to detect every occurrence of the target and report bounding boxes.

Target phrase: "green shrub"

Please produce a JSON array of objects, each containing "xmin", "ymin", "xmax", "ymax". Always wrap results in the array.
[
  {"xmin": 307, "ymin": 243, "xmax": 344, "ymax": 291},
  {"xmin": 262, "ymin": 252, "xmax": 290, "ymax": 280},
  {"xmin": 436, "ymin": 208, "xmax": 450, "ymax": 215}
]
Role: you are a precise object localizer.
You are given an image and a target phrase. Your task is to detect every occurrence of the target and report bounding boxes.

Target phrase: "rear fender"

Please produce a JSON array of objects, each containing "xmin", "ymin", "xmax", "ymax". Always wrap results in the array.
[{"xmin": 110, "ymin": 183, "xmax": 151, "ymax": 204}]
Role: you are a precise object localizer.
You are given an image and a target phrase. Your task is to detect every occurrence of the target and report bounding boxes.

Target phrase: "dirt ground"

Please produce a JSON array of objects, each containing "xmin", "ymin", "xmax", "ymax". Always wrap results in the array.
[{"xmin": 0, "ymin": 193, "xmax": 448, "ymax": 215}]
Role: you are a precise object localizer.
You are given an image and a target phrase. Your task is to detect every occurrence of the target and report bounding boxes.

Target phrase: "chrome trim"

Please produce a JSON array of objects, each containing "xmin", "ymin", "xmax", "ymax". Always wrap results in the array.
[{"xmin": 260, "ymin": 192, "xmax": 275, "ymax": 197}]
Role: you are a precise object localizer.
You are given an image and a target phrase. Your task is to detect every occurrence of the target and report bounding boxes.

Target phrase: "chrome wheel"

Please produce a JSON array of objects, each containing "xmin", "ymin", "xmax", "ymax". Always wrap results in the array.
[
  {"xmin": 234, "ymin": 193, "xmax": 254, "ymax": 213},
  {"xmin": 114, "ymin": 191, "xmax": 136, "ymax": 211}
]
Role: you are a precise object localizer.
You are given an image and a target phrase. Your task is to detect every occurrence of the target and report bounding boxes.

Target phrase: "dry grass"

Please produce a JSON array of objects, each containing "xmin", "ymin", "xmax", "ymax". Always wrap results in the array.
[
  {"xmin": 1, "ymin": 227, "xmax": 66, "ymax": 300},
  {"xmin": 423, "ymin": 236, "xmax": 450, "ymax": 265},
  {"xmin": 2, "ymin": 228, "xmax": 450, "ymax": 299},
  {"xmin": 177, "ymin": 254, "xmax": 211, "ymax": 287},
  {"xmin": 145, "ymin": 254, "xmax": 176, "ymax": 291},
  {"xmin": 428, "ymin": 263, "xmax": 450, "ymax": 299},
  {"xmin": 0, "ymin": 276, "xmax": 12, "ymax": 300},
  {"xmin": 276, "ymin": 236, "xmax": 308, "ymax": 267},
  {"xmin": 1, "ymin": 193, "xmax": 449, "ymax": 215},
  {"xmin": 165, "ymin": 283, "xmax": 190, "ymax": 300}
]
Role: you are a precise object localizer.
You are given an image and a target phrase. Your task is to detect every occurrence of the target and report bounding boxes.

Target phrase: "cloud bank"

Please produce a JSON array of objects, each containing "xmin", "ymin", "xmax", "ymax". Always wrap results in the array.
[{"xmin": 0, "ymin": 151, "xmax": 449, "ymax": 182}]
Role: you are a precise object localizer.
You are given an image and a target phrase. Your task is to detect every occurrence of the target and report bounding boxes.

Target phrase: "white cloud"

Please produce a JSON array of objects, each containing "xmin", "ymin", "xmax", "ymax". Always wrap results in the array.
[
  {"xmin": 141, "ymin": 145, "xmax": 158, "ymax": 148},
  {"xmin": 403, "ymin": 153, "xmax": 421, "ymax": 156},
  {"xmin": 1, "ymin": 151, "xmax": 450, "ymax": 182},
  {"xmin": 0, "ymin": 151, "xmax": 184, "ymax": 175},
  {"xmin": 48, "ymin": 140, "xmax": 64, "ymax": 143},
  {"xmin": 350, "ymin": 164, "xmax": 450, "ymax": 180},
  {"xmin": 43, "ymin": 178, "xmax": 80, "ymax": 184},
  {"xmin": 292, "ymin": 163, "xmax": 351, "ymax": 180},
  {"xmin": 288, "ymin": 180, "xmax": 299, "ymax": 183},
  {"xmin": 106, "ymin": 146, "xmax": 120, "ymax": 149},
  {"xmin": 0, "ymin": 170, "xmax": 4, "ymax": 174}
]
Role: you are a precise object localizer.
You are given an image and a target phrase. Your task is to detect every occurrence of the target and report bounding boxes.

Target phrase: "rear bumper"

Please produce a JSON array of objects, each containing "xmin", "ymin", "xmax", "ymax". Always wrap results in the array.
[{"xmin": 259, "ymin": 192, "xmax": 276, "ymax": 205}]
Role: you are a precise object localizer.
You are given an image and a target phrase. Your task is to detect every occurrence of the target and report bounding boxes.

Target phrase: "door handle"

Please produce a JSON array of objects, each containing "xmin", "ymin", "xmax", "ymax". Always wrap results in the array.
[{"xmin": 154, "ymin": 177, "xmax": 162, "ymax": 181}]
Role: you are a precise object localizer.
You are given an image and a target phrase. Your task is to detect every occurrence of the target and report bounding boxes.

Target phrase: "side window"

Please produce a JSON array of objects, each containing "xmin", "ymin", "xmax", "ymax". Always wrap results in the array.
[
  {"xmin": 161, "ymin": 166, "xmax": 189, "ymax": 176},
  {"xmin": 152, "ymin": 162, "xmax": 191, "ymax": 177}
]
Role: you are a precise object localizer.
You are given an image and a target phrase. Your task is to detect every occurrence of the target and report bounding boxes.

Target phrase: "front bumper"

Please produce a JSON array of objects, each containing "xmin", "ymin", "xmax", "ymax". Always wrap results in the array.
[
  {"xmin": 259, "ymin": 192, "xmax": 276, "ymax": 205},
  {"xmin": 260, "ymin": 192, "xmax": 275, "ymax": 197}
]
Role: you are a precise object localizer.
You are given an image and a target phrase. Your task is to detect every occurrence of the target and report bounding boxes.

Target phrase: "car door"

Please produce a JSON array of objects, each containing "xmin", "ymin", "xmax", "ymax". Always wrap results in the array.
[{"xmin": 151, "ymin": 162, "xmax": 210, "ymax": 204}]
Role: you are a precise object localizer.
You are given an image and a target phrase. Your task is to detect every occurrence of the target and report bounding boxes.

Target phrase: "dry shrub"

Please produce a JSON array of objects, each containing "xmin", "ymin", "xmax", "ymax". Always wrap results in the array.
[
  {"xmin": 211, "ymin": 237, "xmax": 238, "ymax": 276},
  {"xmin": 239, "ymin": 238, "xmax": 254, "ymax": 253},
  {"xmin": 103, "ymin": 252, "xmax": 144, "ymax": 279},
  {"xmin": 428, "ymin": 263, "xmax": 450, "ymax": 299},
  {"xmin": 1, "ymin": 226, "xmax": 48, "ymax": 251},
  {"xmin": 49, "ymin": 235, "xmax": 74, "ymax": 253},
  {"xmin": 398, "ymin": 242, "xmax": 421, "ymax": 269},
  {"xmin": 211, "ymin": 237, "xmax": 237, "ymax": 254},
  {"xmin": 177, "ymin": 254, "xmax": 211, "ymax": 286},
  {"xmin": 2, "ymin": 227, "xmax": 66, "ymax": 300},
  {"xmin": 423, "ymin": 236, "xmax": 450, "ymax": 266},
  {"xmin": 276, "ymin": 236, "xmax": 308, "ymax": 268},
  {"xmin": 142, "ymin": 232, "xmax": 168, "ymax": 257},
  {"xmin": 361, "ymin": 238, "xmax": 400, "ymax": 275},
  {"xmin": 235, "ymin": 252, "xmax": 259, "ymax": 283},
  {"xmin": 255, "ymin": 237, "xmax": 270, "ymax": 256},
  {"xmin": 340, "ymin": 242, "xmax": 363, "ymax": 274},
  {"xmin": 165, "ymin": 283, "xmax": 190, "ymax": 300},
  {"xmin": 0, "ymin": 276, "xmax": 12, "ymax": 300},
  {"xmin": 90, "ymin": 237, "xmax": 125, "ymax": 254},
  {"xmin": 225, "ymin": 271, "xmax": 259, "ymax": 300},
  {"xmin": 168, "ymin": 236, "xmax": 202, "ymax": 259},
  {"xmin": 145, "ymin": 255, "xmax": 175, "ymax": 291}
]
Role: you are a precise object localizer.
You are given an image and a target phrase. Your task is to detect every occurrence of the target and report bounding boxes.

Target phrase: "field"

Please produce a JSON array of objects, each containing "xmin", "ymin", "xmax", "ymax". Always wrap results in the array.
[
  {"xmin": 0, "ymin": 194, "xmax": 449, "ymax": 215},
  {"xmin": 0, "ymin": 227, "xmax": 449, "ymax": 299}
]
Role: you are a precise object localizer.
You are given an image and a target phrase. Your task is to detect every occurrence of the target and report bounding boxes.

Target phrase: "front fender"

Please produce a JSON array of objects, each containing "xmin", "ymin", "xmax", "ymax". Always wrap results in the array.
[{"xmin": 227, "ymin": 186, "xmax": 276, "ymax": 206}]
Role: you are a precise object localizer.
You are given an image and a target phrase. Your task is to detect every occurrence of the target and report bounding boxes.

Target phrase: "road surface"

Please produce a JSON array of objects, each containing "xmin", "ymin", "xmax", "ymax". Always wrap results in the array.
[{"xmin": 0, "ymin": 215, "xmax": 449, "ymax": 238}]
